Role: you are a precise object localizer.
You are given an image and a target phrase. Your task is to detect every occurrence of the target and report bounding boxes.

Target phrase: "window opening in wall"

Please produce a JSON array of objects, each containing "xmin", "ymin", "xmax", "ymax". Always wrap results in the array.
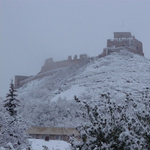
[{"xmin": 56, "ymin": 135, "xmax": 59, "ymax": 140}]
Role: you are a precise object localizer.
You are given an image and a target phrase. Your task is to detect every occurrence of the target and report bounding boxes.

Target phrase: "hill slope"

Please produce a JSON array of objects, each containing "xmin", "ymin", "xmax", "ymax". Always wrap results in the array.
[{"xmin": 17, "ymin": 49, "xmax": 150, "ymax": 127}]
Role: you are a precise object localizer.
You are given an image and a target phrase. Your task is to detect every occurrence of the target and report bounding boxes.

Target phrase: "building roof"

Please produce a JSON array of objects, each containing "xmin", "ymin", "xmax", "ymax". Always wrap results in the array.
[
  {"xmin": 114, "ymin": 32, "xmax": 131, "ymax": 38},
  {"xmin": 27, "ymin": 127, "xmax": 79, "ymax": 136}
]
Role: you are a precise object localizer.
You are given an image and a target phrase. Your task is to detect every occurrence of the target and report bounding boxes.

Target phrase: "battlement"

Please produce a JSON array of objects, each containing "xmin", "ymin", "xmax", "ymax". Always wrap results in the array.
[{"xmin": 41, "ymin": 54, "xmax": 88, "ymax": 73}]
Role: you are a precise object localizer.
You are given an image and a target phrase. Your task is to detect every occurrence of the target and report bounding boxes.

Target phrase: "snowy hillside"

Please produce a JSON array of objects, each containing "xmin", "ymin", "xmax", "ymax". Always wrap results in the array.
[{"xmin": 17, "ymin": 49, "xmax": 150, "ymax": 126}]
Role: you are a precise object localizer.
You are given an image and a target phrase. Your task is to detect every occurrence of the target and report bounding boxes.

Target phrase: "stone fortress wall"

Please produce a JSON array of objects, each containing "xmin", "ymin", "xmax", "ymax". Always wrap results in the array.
[
  {"xmin": 15, "ymin": 54, "xmax": 88, "ymax": 88},
  {"xmin": 15, "ymin": 32, "xmax": 144, "ymax": 89},
  {"xmin": 41, "ymin": 54, "xmax": 88, "ymax": 72},
  {"xmin": 15, "ymin": 75, "xmax": 29, "ymax": 89}
]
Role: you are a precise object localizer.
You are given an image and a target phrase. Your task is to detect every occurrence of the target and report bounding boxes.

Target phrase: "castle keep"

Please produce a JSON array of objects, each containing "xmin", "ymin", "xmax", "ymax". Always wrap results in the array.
[
  {"xmin": 15, "ymin": 32, "xmax": 144, "ymax": 89},
  {"xmin": 100, "ymin": 32, "xmax": 144, "ymax": 57}
]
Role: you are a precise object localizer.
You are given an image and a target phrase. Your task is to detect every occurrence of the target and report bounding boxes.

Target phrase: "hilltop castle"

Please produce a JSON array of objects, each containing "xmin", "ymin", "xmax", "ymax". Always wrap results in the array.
[
  {"xmin": 14, "ymin": 32, "xmax": 144, "ymax": 89},
  {"xmin": 99, "ymin": 32, "xmax": 144, "ymax": 57}
]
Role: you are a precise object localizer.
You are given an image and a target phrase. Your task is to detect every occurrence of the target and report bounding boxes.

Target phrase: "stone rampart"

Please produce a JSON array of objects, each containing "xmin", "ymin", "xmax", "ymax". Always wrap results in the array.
[
  {"xmin": 15, "ymin": 54, "xmax": 88, "ymax": 88},
  {"xmin": 40, "ymin": 54, "xmax": 88, "ymax": 73},
  {"xmin": 15, "ymin": 75, "xmax": 29, "ymax": 89}
]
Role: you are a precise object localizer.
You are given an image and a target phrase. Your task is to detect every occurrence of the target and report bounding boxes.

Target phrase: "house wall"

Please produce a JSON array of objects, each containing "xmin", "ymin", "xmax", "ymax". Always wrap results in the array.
[
  {"xmin": 29, "ymin": 134, "xmax": 70, "ymax": 141},
  {"xmin": 27, "ymin": 127, "xmax": 79, "ymax": 142},
  {"xmin": 107, "ymin": 39, "xmax": 130, "ymax": 47}
]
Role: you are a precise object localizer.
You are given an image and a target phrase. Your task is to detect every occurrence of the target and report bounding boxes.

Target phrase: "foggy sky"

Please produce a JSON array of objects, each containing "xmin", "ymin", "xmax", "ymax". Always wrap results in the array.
[{"xmin": 1, "ymin": 0, "xmax": 150, "ymax": 97}]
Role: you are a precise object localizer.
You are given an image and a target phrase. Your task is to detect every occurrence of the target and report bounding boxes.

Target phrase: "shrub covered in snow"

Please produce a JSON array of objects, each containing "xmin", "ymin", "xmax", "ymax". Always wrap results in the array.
[{"xmin": 71, "ymin": 89, "xmax": 150, "ymax": 149}]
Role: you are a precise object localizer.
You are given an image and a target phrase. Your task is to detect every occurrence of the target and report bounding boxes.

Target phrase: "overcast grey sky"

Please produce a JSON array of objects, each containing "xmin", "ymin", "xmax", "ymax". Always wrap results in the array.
[{"xmin": 1, "ymin": 0, "xmax": 150, "ymax": 98}]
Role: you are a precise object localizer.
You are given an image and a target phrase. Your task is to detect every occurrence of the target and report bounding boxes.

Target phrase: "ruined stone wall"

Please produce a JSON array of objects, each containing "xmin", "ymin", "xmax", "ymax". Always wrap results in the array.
[
  {"xmin": 15, "ymin": 54, "xmax": 88, "ymax": 88},
  {"xmin": 15, "ymin": 75, "xmax": 29, "ymax": 89},
  {"xmin": 41, "ymin": 59, "xmax": 75, "ymax": 72},
  {"xmin": 114, "ymin": 32, "xmax": 131, "ymax": 39},
  {"xmin": 105, "ymin": 32, "xmax": 144, "ymax": 57},
  {"xmin": 40, "ymin": 54, "xmax": 88, "ymax": 73},
  {"xmin": 107, "ymin": 39, "xmax": 131, "ymax": 47}
]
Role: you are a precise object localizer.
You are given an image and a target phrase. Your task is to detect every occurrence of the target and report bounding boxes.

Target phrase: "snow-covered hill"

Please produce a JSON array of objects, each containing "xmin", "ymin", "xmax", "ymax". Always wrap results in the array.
[{"xmin": 17, "ymin": 49, "xmax": 150, "ymax": 127}]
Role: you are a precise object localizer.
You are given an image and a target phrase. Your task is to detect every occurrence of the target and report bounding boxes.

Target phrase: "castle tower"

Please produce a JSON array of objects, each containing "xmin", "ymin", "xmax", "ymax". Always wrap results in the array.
[{"xmin": 101, "ymin": 32, "xmax": 144, "ymax": 57}]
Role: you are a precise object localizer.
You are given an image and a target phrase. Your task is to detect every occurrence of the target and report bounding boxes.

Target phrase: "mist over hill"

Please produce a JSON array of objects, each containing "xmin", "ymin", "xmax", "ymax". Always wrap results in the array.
[{"xmin": 17, "ymin": 50, "xmax": 150, "ymax": 127}]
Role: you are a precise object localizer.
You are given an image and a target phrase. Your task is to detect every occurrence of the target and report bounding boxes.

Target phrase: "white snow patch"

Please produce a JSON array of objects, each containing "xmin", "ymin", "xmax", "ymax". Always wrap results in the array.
[
  {"xmin": 51, "ymin": 85, "xmax": 85, "ymax": 102},
  {"xmin": 28, "ymin": 139, "xmax": 70, "ymax": 150}
]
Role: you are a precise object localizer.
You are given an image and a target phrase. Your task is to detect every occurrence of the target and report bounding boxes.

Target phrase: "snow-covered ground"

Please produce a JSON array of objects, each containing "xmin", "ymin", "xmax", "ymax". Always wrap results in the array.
[
  {"xmin": 51, "ymin": 85, "xmax": 85, "ymax": 102},
  {"xmin": 17, "ymin": 50, "xmax": 150, "ymax": 127},
  {"xmin": 1, "ymin": 140, "xmax": 70, "ymax": 150},
  {"xmin": 29, "ymin": 139, "xmax": 70, "ymax": 150},
  {"xmin": 18, "ymin": 50, "xmax": 150, "ymax": 102}
]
